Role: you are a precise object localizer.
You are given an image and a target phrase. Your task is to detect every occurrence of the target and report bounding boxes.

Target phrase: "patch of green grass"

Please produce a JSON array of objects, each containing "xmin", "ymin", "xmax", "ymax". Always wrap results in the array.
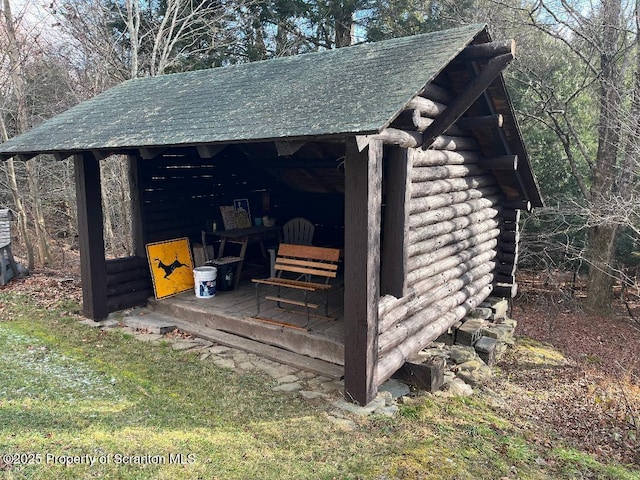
[
  {"xmin": 0, "ymin": 291, "xmax": 638, "ymax": 479},
  {"xmin": 551, "ymin": 447, "xmax": 639, "ymax": 480}
]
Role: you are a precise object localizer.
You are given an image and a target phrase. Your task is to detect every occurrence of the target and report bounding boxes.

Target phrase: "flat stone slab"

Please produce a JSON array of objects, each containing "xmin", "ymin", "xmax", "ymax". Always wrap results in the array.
[
  {"xmin": 134, "ymin": 333, "xmax": 165, "ymax": 343},
  {"xmin": 123, "ymin": 315, "xmax": 176, "ymax": 335},
  {"xmin": 276, "ymin": 374, "xmax": 300, "ymax": 384},
  {"xmin": 79, "ymin": 319, "xmax": 120, "ymax": 329},
  {"xmin": 333, "ymin": 399, "xmax": 380, "ymax": 416},
  {"xmin": 213, "ymin": 357, "xmax": 236, "ymax": 369},
  {"xmin": 252, "ymin": 362, "xmax": 298, "ymax": 379},
  {"xmin": 300, "ymin": 390, "xmax": 328, "ymax": 400},
  {"xmin": 172, "ymin": 340, "xmax": 202, "ymax": 351},
  {"xmin": 449, "ymin": 345, "xmax": 477, "ymax": 364},
  {"xmin": 207, "ymin": 345, "xmax": 231, "ymax": 355},
  {"xmin": 272, "ymin": 382, "xmax": 303, "ymax": 392},
  {"xmin": 379, "ymin": 378, "xmax": 410, "ymax": 399},
  {"xmin": 468, "ymin": 307, "xmax": 493, "ymax": 319}
]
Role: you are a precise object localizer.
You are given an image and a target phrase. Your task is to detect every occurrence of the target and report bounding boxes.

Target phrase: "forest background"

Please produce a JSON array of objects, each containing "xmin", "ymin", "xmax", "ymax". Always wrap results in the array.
[{"xmin": 1, "ymin": 0, "xmax": 639, "ymax": 314}]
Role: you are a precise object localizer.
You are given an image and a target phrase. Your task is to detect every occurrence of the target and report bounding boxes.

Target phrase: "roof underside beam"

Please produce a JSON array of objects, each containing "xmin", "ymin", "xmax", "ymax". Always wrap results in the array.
[
  {"xmin": 421, "ymin": 49, "xmax": 515, "ymax": 149},
  {"xmin": 457, "ymin": 40, "xmax": 516, "ymax": 62}
]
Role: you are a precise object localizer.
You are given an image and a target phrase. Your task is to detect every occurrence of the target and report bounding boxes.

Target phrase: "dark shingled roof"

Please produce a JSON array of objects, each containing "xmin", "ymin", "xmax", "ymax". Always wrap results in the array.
[{"xmin": 0, "ymin": 24, "xmax": 486, "ymax": 156}]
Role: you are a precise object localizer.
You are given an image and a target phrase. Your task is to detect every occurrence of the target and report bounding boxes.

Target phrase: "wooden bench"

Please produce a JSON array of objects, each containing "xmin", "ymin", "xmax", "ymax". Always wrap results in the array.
[{"xmin": 251, "ymin": 243, "xmax": 340, "ymax": 327}]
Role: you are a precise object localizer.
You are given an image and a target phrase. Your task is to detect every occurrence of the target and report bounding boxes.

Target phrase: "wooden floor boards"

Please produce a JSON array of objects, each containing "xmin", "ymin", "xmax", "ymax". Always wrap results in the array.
[{"xmin": 148, "ymin": 277, "xmax": 346, "ymax": 366}]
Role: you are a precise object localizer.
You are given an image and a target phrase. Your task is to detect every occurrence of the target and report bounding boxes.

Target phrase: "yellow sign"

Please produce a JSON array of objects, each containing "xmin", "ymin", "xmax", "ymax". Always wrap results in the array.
[{"xmin": 146, "ymin": 238, "xmax": 194, "ymax": 299}]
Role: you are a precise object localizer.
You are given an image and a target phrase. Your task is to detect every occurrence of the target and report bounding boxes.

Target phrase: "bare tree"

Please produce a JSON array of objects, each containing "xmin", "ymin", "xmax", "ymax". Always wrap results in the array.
[
  {"xmin": 0, "ymin": 0, "xmax": 52, "ymax": 268},
  {"xmin": 496, "ymin": 0, "xmax": 640, "ymax": 312},
  {"xmin": 51, "ymin": 0, "xmax": 245, "ymax": 78}
]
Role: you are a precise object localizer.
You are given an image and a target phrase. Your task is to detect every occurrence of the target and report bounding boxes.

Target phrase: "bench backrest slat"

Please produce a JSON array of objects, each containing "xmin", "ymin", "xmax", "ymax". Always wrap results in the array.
[
  {"xmin": 276, "ymin": 257, "xmax": 339, "ymax": 272},
  {"xmin": 277, "ymin": 243, "xmax": 340, "ymax": 262},
  {"xmin": 275, "ymin": 264, "xmax": 338, "ymax": 278},
  {"xmin": 275, "ymin": 244, "xmax": 340, "ymax": 280}
]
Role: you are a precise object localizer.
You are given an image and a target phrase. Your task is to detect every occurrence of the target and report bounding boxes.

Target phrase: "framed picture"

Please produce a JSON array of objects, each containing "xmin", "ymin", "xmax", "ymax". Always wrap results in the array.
[
  {"xmin": 220, "ymin": 205, "xmax": 237, "ymax": 230},
  {"xmin": 233, "ymin": 198, "xmax": 251, "ymax": 222},
  {"xmin": 146, "ymin": 237, "xmax": 194, "ymax": 299}
]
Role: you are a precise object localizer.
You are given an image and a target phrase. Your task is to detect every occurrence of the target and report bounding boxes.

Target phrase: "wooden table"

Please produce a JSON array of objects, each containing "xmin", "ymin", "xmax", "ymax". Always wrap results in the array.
[{"xmin": 202, "ymin": 226, "xmax": 280, "ymax": 289}]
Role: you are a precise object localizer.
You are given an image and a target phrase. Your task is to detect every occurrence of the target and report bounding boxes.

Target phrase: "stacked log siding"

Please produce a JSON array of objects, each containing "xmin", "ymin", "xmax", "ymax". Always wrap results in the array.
[{"xmin": 376, "ymin": 89, "xmax": 506, "ymax": 384}]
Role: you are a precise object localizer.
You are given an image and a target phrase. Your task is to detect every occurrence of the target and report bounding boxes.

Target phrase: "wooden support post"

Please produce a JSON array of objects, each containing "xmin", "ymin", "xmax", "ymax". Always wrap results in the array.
[
  {"xmin": 421, "ymin": 53, "xmax": 515, "ymax": 149},
  {"xmin": 381, "ymin": 146, "xmax": 410, "ymax": 298},
  {"xmin": 75, "ymin": 152, "xmax": 109, "ymax": 320},
  {"xmin": 344, "ymin": 139, "xmax": 382, "ymax": 406},
  {"xmin": 128, "ymin": 154, "xmax": 147, "ymax": 257}
]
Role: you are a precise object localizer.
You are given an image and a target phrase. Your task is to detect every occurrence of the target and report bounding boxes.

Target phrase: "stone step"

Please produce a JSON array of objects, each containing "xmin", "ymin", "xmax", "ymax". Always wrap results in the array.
[{"xmin": 122, "ymin": 312, "xmax": 177, "ymax": 335}]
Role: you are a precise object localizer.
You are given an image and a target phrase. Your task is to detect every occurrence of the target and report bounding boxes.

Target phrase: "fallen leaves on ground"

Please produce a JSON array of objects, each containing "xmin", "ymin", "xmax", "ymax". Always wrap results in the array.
[{"xmin": 497, "ymin": 272, "xmax": 640, "ymax": 466}]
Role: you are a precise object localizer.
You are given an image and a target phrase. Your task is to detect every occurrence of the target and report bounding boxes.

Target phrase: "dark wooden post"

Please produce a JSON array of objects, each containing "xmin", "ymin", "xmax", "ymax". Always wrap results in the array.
[
  {"xmin": 344, "ymin": 139, "xmax": 382, "ymax": 405},
  {"xmin": 380, "ymin": 146, "xmax": 410, "ymax": 298},
  {"xmin": 128, "ymin": 154, "xmax": 147, "ymax": 256},
  {"xmin": 74, "ymin": 152, "xmax": 108, "ymax": 320}
]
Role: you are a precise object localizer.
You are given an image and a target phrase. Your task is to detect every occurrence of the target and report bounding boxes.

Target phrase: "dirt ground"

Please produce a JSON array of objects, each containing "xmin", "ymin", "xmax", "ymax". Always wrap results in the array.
[
  {"xmin": 501, "ymin": 271, "xmax": 640, "ymax": 466},
  {"xmin": 2, "ymin": 266, "xmax": 639, "ymax": 466}
]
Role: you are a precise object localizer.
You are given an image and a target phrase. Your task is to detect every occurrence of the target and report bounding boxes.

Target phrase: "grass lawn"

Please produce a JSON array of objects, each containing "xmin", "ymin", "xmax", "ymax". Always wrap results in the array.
[{"xmin": 0, "ymin": 291, "xmax": 638, "ymax": 479}]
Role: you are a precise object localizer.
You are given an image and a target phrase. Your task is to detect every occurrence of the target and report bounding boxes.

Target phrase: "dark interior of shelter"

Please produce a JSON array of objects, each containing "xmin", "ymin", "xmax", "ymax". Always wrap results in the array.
[{"xmin": 139, "ymin": 140, "xmax": 348, "ymax": 260}]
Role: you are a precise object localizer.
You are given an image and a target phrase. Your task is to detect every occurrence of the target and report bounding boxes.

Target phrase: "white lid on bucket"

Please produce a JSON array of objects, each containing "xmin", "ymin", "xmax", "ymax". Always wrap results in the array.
[{"xmin": 194, "ymin": 266, "xmax": 216, "ymax": 273}]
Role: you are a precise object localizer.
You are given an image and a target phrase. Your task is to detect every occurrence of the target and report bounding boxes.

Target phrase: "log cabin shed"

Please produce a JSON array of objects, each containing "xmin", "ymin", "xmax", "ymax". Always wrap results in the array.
[{"xmin": 0, "ymin": 24, "xmax": 542, "ymax": 405}]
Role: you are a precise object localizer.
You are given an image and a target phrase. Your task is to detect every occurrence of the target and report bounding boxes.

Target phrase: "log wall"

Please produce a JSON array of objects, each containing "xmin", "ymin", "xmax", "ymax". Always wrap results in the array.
[
  {"xmin": 106, "ymin": 256, "xmax": 153, "ymax": 312},
  {"xmin": 375, "ymin": 86, "xmax": 516, "ymax": 386}
]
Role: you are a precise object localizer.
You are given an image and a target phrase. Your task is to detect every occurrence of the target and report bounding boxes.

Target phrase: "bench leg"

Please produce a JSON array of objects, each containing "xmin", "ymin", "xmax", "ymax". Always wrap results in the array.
[
  {"xmin": 303, "ymin": 290, "xmax": 311, "ymax": 328},
  {"xmin": 254, "ymin": 283, "xmax": 261, "ymax": 317},
  {"xmin": 276, "ymin": 285, "xmax": 283, "ymax": 309},
  {"xmin": 324, "ymin": 290, "xmax": 329, "ymax": 317}
]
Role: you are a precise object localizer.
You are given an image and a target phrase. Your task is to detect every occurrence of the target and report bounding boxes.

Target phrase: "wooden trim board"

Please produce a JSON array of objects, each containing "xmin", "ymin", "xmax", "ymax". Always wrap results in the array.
[{"xmin": 166, "ymin": 316, "xmax": 344, "ymax": 379}]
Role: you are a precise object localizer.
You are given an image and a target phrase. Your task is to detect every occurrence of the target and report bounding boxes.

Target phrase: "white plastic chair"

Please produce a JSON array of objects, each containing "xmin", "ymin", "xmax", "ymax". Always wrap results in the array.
[
  {"xmin": 282, "ymin": 217, "xmax": 315, "ymax": 245},
  {"xmin": 268, "ymin": 217, "xmax": 315, "ymax": 277}
]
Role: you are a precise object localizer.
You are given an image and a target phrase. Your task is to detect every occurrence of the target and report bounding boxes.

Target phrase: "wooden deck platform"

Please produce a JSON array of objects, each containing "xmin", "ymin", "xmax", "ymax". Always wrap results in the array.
[{"xmin": 147, "ymin": 276, "xmax": 346, "ymax": 369}]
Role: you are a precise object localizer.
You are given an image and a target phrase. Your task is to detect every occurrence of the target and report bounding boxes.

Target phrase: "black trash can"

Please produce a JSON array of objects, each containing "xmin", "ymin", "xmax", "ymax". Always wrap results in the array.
[
  {"xmin": 216, "ymin": 263, "xmax": 235, "ymax": 291},
  {"xmin": 206, "ymin": 258, "xmax": 239, "ymax": 291}
]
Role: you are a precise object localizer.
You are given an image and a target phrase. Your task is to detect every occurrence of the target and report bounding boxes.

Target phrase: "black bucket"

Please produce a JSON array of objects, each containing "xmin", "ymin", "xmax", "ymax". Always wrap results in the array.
[{"xmin": 216, "ymin": 263, "xmax": 235, "ymax": 291}]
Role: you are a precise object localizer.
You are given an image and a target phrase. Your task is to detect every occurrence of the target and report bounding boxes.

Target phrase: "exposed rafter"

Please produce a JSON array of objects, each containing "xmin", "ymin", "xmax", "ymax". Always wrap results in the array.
[
  {"xmin": 53, "ymin": 152, "xmax": 73, "ymax": 162},
  {"xmin": 477, "ymin": 155, "xmax": 518, "ymax": 170},
  {"xmin": 275, "ymin": 141, "xmax": 306, "ymax": 156},
  {"xmin": 196, "ymin": 144, "xmax": 225, "ymax": 159},
  {"xmin": 457, "ymin": 114, "xmax": 503, "ymax": 130},
  {"xmin": 421, "ymin": 50, "xmax": 515, "ymax": 150},
  {"xmin": 457, "ymin": 40, "xmax": 516, "ymax": 61},
  {"xmin": 139, "ymin": 147, "xmax": 167, "ymax": 160},
  {"xmin": 91, "ymin": 150, "xmax": 110, "ymax": 161}
]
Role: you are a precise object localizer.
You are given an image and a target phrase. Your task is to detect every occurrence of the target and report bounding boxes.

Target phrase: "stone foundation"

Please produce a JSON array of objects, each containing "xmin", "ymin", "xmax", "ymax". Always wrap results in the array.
[{"xmin": 395, "ymin": 296, "xmax": 517, "ymax": 395}]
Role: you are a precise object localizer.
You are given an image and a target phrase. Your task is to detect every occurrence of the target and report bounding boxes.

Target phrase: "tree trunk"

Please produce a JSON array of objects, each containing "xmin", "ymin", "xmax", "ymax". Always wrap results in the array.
[
  {"xmin": 585, "ymin": 0, "xmax": 622, "ymax": 313},
  {"xmin": 2, "ymin": 159, "xmax": 35, "ymax": 269},
  {"xmin": 25, "ymin": 160, "xmax": 51, "ymax": 265},
  {"xmin": 333, "ymin": 2, "xmax": 354, "ymax": 48},
  {"xmin": 585, "ymin": 224, "xmax": 617, "ymax": 313}
]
